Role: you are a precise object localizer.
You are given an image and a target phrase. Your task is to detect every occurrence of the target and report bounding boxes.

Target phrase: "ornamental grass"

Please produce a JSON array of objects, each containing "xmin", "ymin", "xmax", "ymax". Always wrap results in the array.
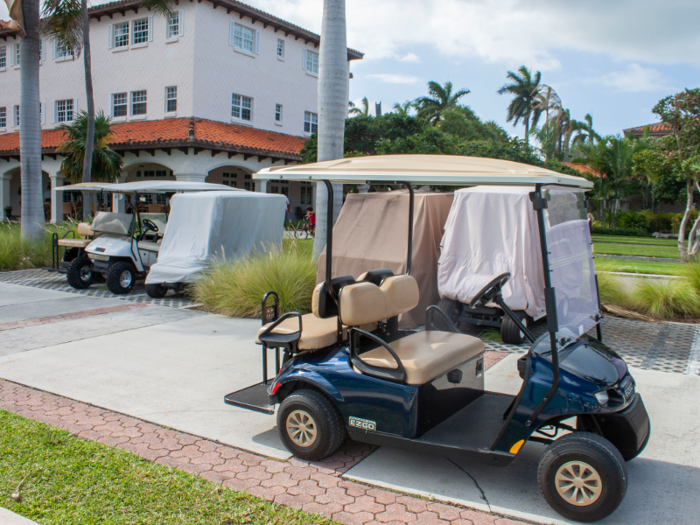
[
  {"xmin": 191, "ymin": 239, "xmax": 317, "ymax": 318},
  {"xmin": 0, "ymin": 223, "xmax": 76, "ymax": 271},
  {"xmin": 630, "ymin": 279, "xmax": 700, "ymax": 319}
]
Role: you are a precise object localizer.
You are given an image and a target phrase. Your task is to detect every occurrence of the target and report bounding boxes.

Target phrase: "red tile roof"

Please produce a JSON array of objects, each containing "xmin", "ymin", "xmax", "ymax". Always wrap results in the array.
[
  {"xmin": 623, "ymin": 122, "xmax": 671, "ymax": 138},
  {"xmin": 0, "ymin": 117, "xmax": 307, "ymax": 160},
  {"xmin": 562, "ymin": 162, "xmax": 601, "ymax": 178}
]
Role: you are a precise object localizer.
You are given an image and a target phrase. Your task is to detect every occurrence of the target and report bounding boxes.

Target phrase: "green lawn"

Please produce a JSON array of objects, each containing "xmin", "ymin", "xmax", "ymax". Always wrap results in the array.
[
  {"xmin": 0, "ymin": 410, "xmax": 335, "ymax": 525},
  {"xmin": 594, "ymin": 243, "xmax": 681, "ymax": 259},
  {"xmin": 592, "ymin": 235, "xmax": 681, "ymax": 247},
  {"xmin": 594, "ymin": 257, "xmax": 686, "ymax": 277}
]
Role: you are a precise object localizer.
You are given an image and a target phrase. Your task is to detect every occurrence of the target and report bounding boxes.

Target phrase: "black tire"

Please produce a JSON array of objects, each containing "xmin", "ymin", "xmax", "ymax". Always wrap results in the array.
[
  {"xmin": 146, "ymin": 283, "xmax": 168, "ymax": 299},
  {"xmin": 538, "ymin": 432, "xmax": 628, "ymax": 522},
  {"xmin": 106, "ymin": 261, "xmax": 137, "ymax": 295},
  {"xmin": 501, "ymin": 311, "xmax": 529, "ymax": 345},
  {"xmin": 433, "ymin": 298, "xmax": 461, "ymax": 331},
  {"xmin": 67, "ymin": 257, "xmax": 94, "ymax": 289},
  {"xmin": 277, "ymin": 389, "xmax": 345, "ymax": 461},
  {"xmin": 294, "ymin": 225, "xmax": 308, "ymax": 240}
]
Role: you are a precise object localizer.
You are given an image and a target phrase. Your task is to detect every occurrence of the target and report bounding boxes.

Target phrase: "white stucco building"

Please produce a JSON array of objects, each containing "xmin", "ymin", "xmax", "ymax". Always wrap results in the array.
[{"xmin": 0, "ymin": 0, "xmax": 362, "ymax": 221}]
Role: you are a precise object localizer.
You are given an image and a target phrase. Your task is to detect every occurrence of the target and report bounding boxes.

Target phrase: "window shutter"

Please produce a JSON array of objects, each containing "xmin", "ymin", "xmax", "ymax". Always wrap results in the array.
[
  {"xmin": 229, "ymin": 21, "xmax": 235, "ymax": 46},
  {"xmin": 40, "ymin": 39, "xmax": 45, "ymax": 61},
  {"xmin": 9, "ymin": 45, "xmax": 14, "ymax": 66},
  {"xmin": 178, "ymin": 10, "xmax": 185, "ymax": 37},
  {"xmin": 148, "ymin": 16, "xmax": 153, "ymax": 42},
  {"xmin": 52, "ymin": 39, "xmax": 56, "ymax": 59},
  {"xmin": 41, "ymin": 103, "xmax": 46, "ymax": 124},
  {"xmin": 51, "ymin": 101, "xmax": 56, "ymax": 124},
  {"xmin": 73, "ymin": 98, "xmax": 78, "ymax": 120},
  {"xmin": 108, "ymin": 24, "xmax": 113, "ymax": 49},
  {"xmin": 255, "ymin": 31, "xmax": 260, "ymax": 54},
  {"xmin": 302, "ymin": 49, "xmax": 307, "ymax": 69}
]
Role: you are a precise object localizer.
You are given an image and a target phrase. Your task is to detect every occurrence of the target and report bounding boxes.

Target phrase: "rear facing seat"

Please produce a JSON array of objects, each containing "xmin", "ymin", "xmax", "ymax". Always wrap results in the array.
[
  {"xmin": 340, "ymin": 275, "xmax": 484, "ymax": 385},
  {"xmin": 57, "ymin": 222, "xmax": 94, "ymax": 249}
]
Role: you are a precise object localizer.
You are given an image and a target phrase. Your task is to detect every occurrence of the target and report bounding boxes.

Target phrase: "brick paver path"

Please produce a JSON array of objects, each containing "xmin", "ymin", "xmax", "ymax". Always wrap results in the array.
[
  {"xmin": 0, "ymin": 365, "xmax": 529, "ymax": 525},
  {"xmin": 0, "ymin": 303, "xmax": 149, "ymax": 332}
]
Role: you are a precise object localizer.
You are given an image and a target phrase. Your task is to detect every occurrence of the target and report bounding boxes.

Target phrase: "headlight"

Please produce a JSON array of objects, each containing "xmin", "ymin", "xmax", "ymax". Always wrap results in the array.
[{"xmin": 594, "ymin": 391, "xmax": 609, "ymax": 405}]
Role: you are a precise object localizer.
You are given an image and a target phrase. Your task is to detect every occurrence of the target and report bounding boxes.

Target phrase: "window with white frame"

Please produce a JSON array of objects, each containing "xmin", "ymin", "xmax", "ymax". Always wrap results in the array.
[
  {"xmin": 13, "ymin": 105, "xmax": 20, "ymax": 127},
  {"xmin": 133, "ymin": 18, "xmax": 149, "ymax": 45},
  {"xmin": 165, "ymin": 86, "xmax": 177, "ymax": 113},
  {"xmin": 0, "ymin": 46, "xmax": 5, "ymax": 68},
  {"xmin": 14, "ymin": 43, "xmax": 20, "ymax": 66},
  {"xmin": 231, "ymin": 94, "xmax": 252, "ymax": 121},
  {"xmin": 304, "ymin": 50, "xmax": 319, "ymax": 74},
  {"xmin": 276, "ymin": 39, "xmax": 285, "ymax": 58},
  {"xmin": 114, "ymin": 22, "xmax": 129, "ymax": 48},
  {"xmin": 304, "ymin": 111, "xmax": 318, "ymax": 134},
  {"xmin": 233, "ymin": 23, "xmax": 255, "ymax": 53},
  {"xmin": 132, "ymin": 90, "xmax": 147, "ymax": 115},
  {"xmin": 0, "ymin": 107, "xmax": 6, "ymax": 128},
  {"xmin": 275, "ymin": 104, "xmax": 283, "ymax": 123},
  {"xmin": 55, "ymin": 40, "xmax": 72, "ymax": 59},
  {"xmin": 300, "ymin": 182, "xmax": 313, "ymax": 205},
  {"xmin": 167, "ymin": 12, "xmax": 180, "ymax": 38},
  {"xmin": 56, "ymin": 99, "xmax": 74, "ymax": 123},
  {"xmin": 112, "ymin": 92, "xmax": 127, "ymax": 117},
  {"xmin": 222, "ymin": 172, "xmax": 238, "ymax": 187},
  {"xmin": 244, "ymin": 173, "xmax": 252, "ymax": 191}
]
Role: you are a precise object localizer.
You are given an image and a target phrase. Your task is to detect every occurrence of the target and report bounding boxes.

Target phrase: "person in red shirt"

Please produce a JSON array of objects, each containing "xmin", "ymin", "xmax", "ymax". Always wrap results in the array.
[{"xmin": 305, "ymin": 206, "xmax": 316, "ymax": 236}]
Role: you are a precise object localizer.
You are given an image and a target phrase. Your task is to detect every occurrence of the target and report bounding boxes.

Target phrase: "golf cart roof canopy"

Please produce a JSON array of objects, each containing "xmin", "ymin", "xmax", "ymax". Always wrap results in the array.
[
  {"xmin": 53, "ymin": 181, "xmax": 242, "ymax": 194},
  {"xmin": 254, "ymin": 155, "xmax": 594, "ymax": 189}
]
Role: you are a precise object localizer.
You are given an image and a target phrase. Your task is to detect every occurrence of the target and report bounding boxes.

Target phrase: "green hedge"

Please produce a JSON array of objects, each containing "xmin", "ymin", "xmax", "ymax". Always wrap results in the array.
[{"xmin": 592, "ymin": 227, "xmax": 648, "ymax": 237}]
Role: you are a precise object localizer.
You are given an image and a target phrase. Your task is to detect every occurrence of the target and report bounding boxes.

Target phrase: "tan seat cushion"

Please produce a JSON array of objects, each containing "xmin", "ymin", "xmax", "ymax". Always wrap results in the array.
[
  {"xmin": 76, "ymin": 222, "xmax": 94, "ymax": 237},
  {"xmin": 257, "ymin": 313, "xmax": 339, "ymax": 350},
  {"xmin": 358, "ymin": 331, "xmax": 484, "ymax": 385},
  {"xmin": 138, "ymin": 240, "xmax": 161, "ymax": 252},
  {"xmin": 339, "ymin": 275, "xmax": 420, "ymax": 327},
  {"xmin": 58, "ymin": 238, "xmax": 92, "ymax": 248}
]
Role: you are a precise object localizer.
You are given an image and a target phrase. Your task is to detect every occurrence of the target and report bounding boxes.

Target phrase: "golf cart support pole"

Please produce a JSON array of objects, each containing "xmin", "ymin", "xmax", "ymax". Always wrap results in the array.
[
  {"xmin": 403, "ymin": 182, "xmax": 414, "ymax": 275},
  {"xmin": 323, "ymin": 180, "xmax": 336, "ymax": 303},
  {"xmin": 528, "ymin": 184, "xmax": 560, "ymax": 426}
]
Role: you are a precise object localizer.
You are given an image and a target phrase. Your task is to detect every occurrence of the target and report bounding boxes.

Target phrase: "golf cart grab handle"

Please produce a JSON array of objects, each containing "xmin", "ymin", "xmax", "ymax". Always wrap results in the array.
[
  {"xmin": 258, "ymin": 311, "xmax": 303, "ymax": 340},
  {"xmin": 349, "ymin": 327, "xmax": 408, "ymax": 384},
  {"xmin": 425, "ymin": 305, "xmax": 463, "ymax": 334}
]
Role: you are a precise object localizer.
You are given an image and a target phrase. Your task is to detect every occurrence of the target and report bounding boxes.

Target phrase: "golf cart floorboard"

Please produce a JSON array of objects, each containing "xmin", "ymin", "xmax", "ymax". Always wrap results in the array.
[
  {"xmin": 224, "ymin": 382, "xmax": 275, "ymax": 415},
  {"xmin": 418, "ymin": 391, "xmax": 515, "ymax": 450}
]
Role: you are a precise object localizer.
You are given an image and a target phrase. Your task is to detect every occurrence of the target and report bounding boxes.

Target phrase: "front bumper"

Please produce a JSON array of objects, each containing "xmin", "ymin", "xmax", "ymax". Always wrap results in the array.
[{"xmin": 597, "ymin": 393, "xmax": 650, "ymax": 457}]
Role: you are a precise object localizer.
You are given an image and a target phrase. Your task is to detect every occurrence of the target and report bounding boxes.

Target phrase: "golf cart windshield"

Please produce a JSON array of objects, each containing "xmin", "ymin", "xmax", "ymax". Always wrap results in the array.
[
  {"xmin": 91, "ymin": 212, "xmax": 134, "ymax": 236},
  {"xmin": 542, "ymin": 186, "xmax": 600, "ymax": 345}
]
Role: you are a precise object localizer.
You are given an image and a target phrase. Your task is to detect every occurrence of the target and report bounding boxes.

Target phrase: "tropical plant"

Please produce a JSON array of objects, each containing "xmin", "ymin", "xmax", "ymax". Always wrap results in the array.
[
  {"xmin": 349, "ymin": 97, "xmax": 370, "ymax": 117},
  {"xmin": 57, "ymin": 111, "xmax": 123, "ymax": 183},
  {"xmin": 497, "ymin": 66, "xmax": 542, "ymax": 146},
  {"xmin": 414, "ymin": 81, "xmax": 470, "ymax": 124},
  {"xmin": 652, "ymin": 89, "xmax": 700, "ymax": 261},
  {"xmin": 392, "ymin": 100, "xmax": 414, "ymax": 116},
  {"xmin": 572, "ymin": 114, "xmax": 601, "ymax": 147},
  {"xmin": 631, "ymin": 279, "xmax": 700, "ymax": 318},
  {"xmin": 313, "ymin": 0, "xmax": 348, "ymax": 258}
]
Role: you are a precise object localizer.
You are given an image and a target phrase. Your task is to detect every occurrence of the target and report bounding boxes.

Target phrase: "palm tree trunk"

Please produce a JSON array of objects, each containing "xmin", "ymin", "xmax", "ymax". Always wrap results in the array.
[
  {"xmin": 81, "ymin": 0, "xmax": 95, "ymax": 220},
  {"xmin": 313, "ymin": 0, "xmax": 348, "ymax": 259},
  {"xmin": 524, "ymin": 109, "xmax": 530, "ymax": 146},
  {"xmin": 20, "ymin": 0, "xmax": 44, "ymax": 239}
]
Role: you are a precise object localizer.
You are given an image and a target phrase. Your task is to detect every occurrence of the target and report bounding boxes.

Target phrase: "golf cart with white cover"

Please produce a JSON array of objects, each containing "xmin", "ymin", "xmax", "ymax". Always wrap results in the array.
[
  {"xmin": 225, "ymin": 155, "xmax": 650, "ymax": 522},
  {"xmin": 144, "ymin": 191, "xmax": 286, "ymax": 298},
  {"xmin": 437, "ymin": 186, "xmax": 547, "ymax": 344},
  {"xmin": 54, "ymin": 181, "xmax": 238, "ymax": 295}
]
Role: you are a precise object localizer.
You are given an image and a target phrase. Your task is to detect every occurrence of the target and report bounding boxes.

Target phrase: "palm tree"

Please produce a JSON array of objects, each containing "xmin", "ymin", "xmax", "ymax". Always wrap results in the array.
[
  {"xmin": 498, "ymin": 66, "xmax": 542, "ymax": 146},
  {"xmin": 349, "ymin": 97, "xmax": 370, "ymax": 117},
  {"xmin": 313, "ymin": 0, "xmax": 348, "ymax": 259},
  {"xmin": 18, "ymin": 0, "xmax": 45, "ymax": 238},
  {"xmin": 58, "ymin": 111, "xmax": 123, "ymax": 183},
  {"xmin": 415, "ymin": 81, "xmax": 470, "ymax": 124},
  {"xmin": 571, "ymin": 114, "xmax": 601, "ymax": 147},
  {"xmin": 43, "ymin": 0, "xmax": 174, "ymax": 219},
  {"xmin": 393, "ymin": 100, "xmax": 414, "ymax": 116}
]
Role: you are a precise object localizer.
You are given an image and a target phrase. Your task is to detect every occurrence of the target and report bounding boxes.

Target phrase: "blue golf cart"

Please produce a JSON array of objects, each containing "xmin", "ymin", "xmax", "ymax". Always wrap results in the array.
[{"xmin": 225, "ymin": 155, "xmax": 650, "ymax": 522}]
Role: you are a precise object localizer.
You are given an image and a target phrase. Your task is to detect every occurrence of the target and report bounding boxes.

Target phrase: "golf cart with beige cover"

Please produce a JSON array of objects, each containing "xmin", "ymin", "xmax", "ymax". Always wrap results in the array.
[{"xmin": 225, "ymin": 155, "xmax": 650, "ymax": 522}]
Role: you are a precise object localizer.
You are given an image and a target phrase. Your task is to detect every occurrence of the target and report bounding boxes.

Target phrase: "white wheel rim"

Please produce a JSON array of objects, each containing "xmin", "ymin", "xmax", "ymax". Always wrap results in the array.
[
  {"xmin": 555, "ymin": 461, "xmax": 603, "ymax": 507},
  {"xmin": 119, "ymin": 270, "xmax": 132, "ymax": 288},
  {"xmin": 286, "ymin": 409, "xmax": 317, "ymax": 448},
  {"xmin": 80, "ymin": 266, "xmax": 92, "ymax": 282}
]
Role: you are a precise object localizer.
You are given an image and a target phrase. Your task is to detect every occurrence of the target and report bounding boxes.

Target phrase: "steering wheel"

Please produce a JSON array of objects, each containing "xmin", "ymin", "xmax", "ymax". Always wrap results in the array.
[
  {"xmin": 142, "ymin": 219, "xmax": 158, "ymax": 233},
  {"xmin": 469, "ymin": 273, "xmax": 511, "ymax": 309}
]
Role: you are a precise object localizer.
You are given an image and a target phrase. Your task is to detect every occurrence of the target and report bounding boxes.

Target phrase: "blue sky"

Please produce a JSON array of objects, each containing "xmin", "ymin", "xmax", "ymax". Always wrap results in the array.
[{"xmin": 4, "ymin": 0, "xmax": 698, "ymax": 137}]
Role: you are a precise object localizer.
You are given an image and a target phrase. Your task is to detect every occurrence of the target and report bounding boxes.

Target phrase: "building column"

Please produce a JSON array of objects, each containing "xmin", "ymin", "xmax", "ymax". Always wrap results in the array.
[
  {"xmin": 0, "ymin": 173, "xmax": 11, "ymax": 221},
  {"xmin": 112, "ymin": 175, "xmax": 127, "ymax": 213},
  {"xmin": 174, "ymin": 173, "xmax": 207, "ymax": 183},
  {"xmin": 49, "ymin": 172, "xmax": 66, "ymax": 224},
  {"xmin": 255, "ymin": 181, "xmax": 267, "ymax": 193}
]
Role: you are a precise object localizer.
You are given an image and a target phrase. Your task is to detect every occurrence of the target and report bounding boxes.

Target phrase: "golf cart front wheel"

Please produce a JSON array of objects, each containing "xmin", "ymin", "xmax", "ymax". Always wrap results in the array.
[
  {"xmin": 501, "ymin": 311, "xmax": 529, "ymax": 345},
  {"xmin": 107, "ymin": 262, "xmax": 137, "ymax": 295},
  {"xmin": 67, "ymin": 256, "xmax": 94, "ymax": 289},
  {"xmin": 146, "ymin": 283, "xmax": 168, "ymax": 299},
  {"xmin": 277, "ymin": 389, "xmax": 345, "ymax": 461},
  {"xmin": 538, "ymin": 432, "xmax": 627, "ymax": 522}
]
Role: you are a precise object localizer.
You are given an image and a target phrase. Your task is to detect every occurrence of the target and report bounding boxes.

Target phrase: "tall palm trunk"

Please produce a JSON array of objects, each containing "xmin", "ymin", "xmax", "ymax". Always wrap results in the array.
[
  {"xmin": 524, "ymin": 109, "xmax": 530, "ymax": 146},
  {"xmin": 20, "ymin": 0, "xmax": 44, "ymax": 238},
  {"xmin": 80, "ymin": 0, "xmax": 95, "ymax": 219},
  {"xmin": 312, "ymin": 0, "xmax": 347, "ymax": 259}
]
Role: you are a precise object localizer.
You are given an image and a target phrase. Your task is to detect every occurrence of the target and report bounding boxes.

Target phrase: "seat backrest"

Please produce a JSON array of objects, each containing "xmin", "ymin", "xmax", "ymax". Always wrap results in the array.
[
  {"xmin": 339, "ymin": 275, "xmax": 419, "ymax": 327},
  {"xmin": 312, "ymin": 275, "xmax": 356, "ymax": 319},
  {"xmin": 77, "ymin": 222, "xmax": 93, "ymax": 237}
]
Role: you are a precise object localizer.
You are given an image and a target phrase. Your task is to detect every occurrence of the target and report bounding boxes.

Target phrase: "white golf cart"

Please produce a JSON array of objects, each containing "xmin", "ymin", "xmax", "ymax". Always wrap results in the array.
[{"xmin": 54, "ymin": 181, "xmax": 238, "ymax": 295}]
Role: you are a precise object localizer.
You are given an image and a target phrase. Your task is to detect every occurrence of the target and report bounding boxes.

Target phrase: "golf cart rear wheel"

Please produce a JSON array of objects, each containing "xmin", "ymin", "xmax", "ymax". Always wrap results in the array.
[
  {"xmin": 67, "ymin": 257, "xmax": 94, "ymax": 289},
  {"xmin": 277, "ymin": 389, "xmax": 345, "ymax": 461},
  {"xmin": 538, "ymin": 432, "xmax": 627, "ymax": 522},
  {"xmin": 501, "ymin": 311, "xmax": 529, "ymax": 345},
  {"xmin": 107, "ymin": 261, "xmax": 137, "ymax": 295},
  {"xmin": 146, "ymin": 283, "xmax": 168, "ymax": 299}
]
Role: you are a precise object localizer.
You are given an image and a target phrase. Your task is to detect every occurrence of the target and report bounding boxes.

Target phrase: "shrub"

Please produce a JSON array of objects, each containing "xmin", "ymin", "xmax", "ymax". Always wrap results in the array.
[
  {"xmin": 591, "ymin": 227, "xmax": 648, "ymax": 237},
  {"xmin": 191, "ymin": 239, "xmax": 317, "ymax": 318},
  {"xmin": 642, "ymin": 211, "xmax": 674, "ymax": 233},
  {"xmin": 671, "ymin": 209, "xmax": 699, "ymax": 233},
  {"xmin": 631, "ymin": 279, "xmax": 700, "ymax": 318},
  {"xmin": 0, "ymin": 223, "xmax": 76, "ymax": 271},
  {"xmin": 616, "ymin": 211, "xmax": 649, "ymax": 232},
  {"xmin": 596, "ymin": 273, "xmax": 631, "ymax": 308},
  {"xmin": 683, "ymin": 262, "xmax": 700, "ymax": 295}
]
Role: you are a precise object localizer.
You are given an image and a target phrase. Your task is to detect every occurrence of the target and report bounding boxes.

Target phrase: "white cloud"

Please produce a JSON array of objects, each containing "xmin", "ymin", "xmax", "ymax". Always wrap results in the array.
[
  {"xmin": 398, "ymin": 53, "xmax": 421, "ymax": 63},
  {"xmin": 366, "ymin": 73, "xmax": 421, "ymax": 84},
  {"xmin": 599, "ymin": 64, "xmax": 673, "ymax": 93}
]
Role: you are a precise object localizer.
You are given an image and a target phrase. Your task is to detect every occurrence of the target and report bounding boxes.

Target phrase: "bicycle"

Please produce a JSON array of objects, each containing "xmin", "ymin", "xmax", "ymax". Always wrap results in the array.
[{"xmin": 294, "ymin": 220, "xmax": 315, "ymax": 239}]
